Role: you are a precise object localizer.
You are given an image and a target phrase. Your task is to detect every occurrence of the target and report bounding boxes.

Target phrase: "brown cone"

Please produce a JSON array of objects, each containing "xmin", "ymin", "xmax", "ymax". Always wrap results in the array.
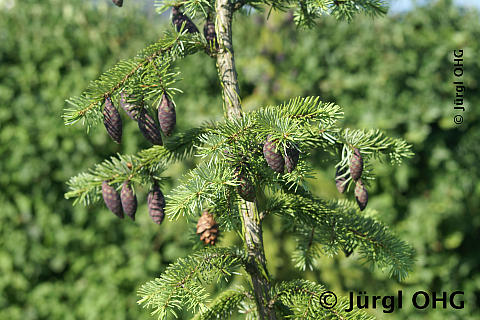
[
  {"xmin": 119, "ymin": 92, "xmax": 140, "ymax": 121},
  {"xmin": 285, "ymin": 147, "xmax": 299, "ymax": 173},
  {"xmin": 102, "ymin": 181, "xmax": 123, "ymax": 218},
  {"xmin": 147, "ymin": 184, "xmax": 166, "ymax": 225},
  {"xmin": 235, "ymin": 168, "xmax": 255, "ymax": 202},
  {"xmin": 349, "ymin": 148, "xmax": 363, "ymax": 181},
  {"xmin": 203, "ymin": 19, "xmax": 218, "ymax": 51},
  {"xmin": 157, "ymin": 94, "xmax": 176, "ymax": 136},
  {"xmin": 263, "ymin": 135, "xmax": 284, "ymax": 173},
  {"xmin": 138, "ymin": 109, "xmax": 163, "ymax": 145},
  {"xmin": 121, "ymin": 181, "xmax": 137, "ymax": 220},
  {"xmin": 112, "ymin": 0, "xmax": 123, "ymax": 7},
  {"xmin": 172, "ymin": 7, "xmax": 199, "ymax": 33},
  {"xmin": 335, "ymin": 167, "xmax": 349, "ymax": 194},
  {"xmin": 196, "ymin": 210, "xmax": 219, "ymax": 245},
  {"xmin": 103, "ymin": 97, "xmax": 122, "ymax": 144},
  {"xmin": 355, "ymin": 179, "xmax": 368, "ymax": 211}
]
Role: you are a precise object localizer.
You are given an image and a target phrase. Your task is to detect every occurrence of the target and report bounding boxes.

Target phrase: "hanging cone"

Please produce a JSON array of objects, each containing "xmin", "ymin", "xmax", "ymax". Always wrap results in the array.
[
  {"xmin": 138, "ymin": 109, "xmax": 163, "ymax": 145},
  {"xmin": 349, "ymin": 148, "xmax": 363, "ymax": 181},
  {"xmin": 335, "ymin": 167, "xmax": 349, "ymax": 194},
  {"xmin": 112, "ymin": 0, "xmax": 123, "ymax": 7},
  {"xmin": 284, "ymin": 147, "xmax": 299, "ymax": 173},
  {"xmin": 354, "ymin": 179, "xmax": 368, "ymax": 211},
  {"xmin": 263, "ymin": 135, "xmax": 284, "ymax": 173},
  {"xmin": 157, "ymin": 94, "xmax": 176, "ymax": 136},
  {"xmin": 121, "ymin": 181, "xmax": 137, "ymax": 220},
  {"xmin": 172, "ymin": 6, "xmax": 199, "ymax": 33},
  {"xmin": 203, "ymin": 19, "xmax": 218, "ymax": 51},
  {"xmin": 102, "ymin": 181, "xmax": 123, "ymax": 218},
  {"xmin": 235, "ymin": 168, "xmax": 255, "ymax": 202},
  {"xmin": 147, "ymin": 184, "xmax": 166, "ymax": 225},
  {"xmin": 196, "ymin": 210, "xmax": 219, "ymax": 245},
  {"xmin": 119, "ymin": 92, "xmax": 140, "ymax": 121},
  {"xmin": 103, "ymin": 97, "xmax": 122, "ymax": 144}
]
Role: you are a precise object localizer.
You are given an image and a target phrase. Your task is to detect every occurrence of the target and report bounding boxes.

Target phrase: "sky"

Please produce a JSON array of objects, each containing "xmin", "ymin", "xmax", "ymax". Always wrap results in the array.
[{"xmin": 390, "ymin": 0, "xmax": 480, "ymax": 12}]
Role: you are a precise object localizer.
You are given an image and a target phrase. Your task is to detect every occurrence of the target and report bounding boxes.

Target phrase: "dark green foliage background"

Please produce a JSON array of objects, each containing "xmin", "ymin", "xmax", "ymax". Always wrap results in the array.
[{"xmin": 0, "ymin": 0, "xmax": 478, "ymax": 319}]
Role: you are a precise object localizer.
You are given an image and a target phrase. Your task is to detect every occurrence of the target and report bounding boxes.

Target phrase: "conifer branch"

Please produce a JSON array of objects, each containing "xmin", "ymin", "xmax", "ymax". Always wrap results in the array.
[
  {"xmin": 271, "ymin": 280, "xmax": 375, "ymax": 320},
  {"xmin": 269, "ymin": 194, "xmax": 415, "ymax": 280},
  {"xmin": 64, "ymin": 126, "xmax": 206, "ymax": 206},
  {"xmin": 192, "ymin": 288, "xmax": 249, "ymax": 320},
  {"xmin": 237, "ymin": 0, "xmax": 388, "ymax": 24},
  {"xmin": 137, "ymin": 247, "xmax": 246, "ymax": 320},
  {"xmin": 63, "ymin": 30, "xmax": 205, "ymax": 130},
  {"xmin": 154, "ymin": 0, "xmax": 212, "ymax": 17},
  {"xmin": 165, "ymin": 162, "xmax": 237, "ymax": 220}
]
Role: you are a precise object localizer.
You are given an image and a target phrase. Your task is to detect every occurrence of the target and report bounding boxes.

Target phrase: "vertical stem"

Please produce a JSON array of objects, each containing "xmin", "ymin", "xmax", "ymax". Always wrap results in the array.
[
  {"xmin": 214, "ymin": 1, "xmax": 276, "ymax": 319},
  {"xmin": 215, "ymin": 0, "xmax": 242, "ymax": 120}
]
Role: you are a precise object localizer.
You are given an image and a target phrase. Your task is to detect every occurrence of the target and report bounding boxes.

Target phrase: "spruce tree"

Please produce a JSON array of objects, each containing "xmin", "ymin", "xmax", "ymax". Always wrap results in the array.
[{"xmin": 64, "ymin": 1, "xmax": 415, "ymax": 319}]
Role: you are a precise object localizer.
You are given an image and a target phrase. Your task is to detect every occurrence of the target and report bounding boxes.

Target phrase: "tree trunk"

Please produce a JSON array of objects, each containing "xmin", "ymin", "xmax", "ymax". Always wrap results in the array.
[{"xmin": 214, "ymin": 1, "xmax": 276, "ymax": 319}]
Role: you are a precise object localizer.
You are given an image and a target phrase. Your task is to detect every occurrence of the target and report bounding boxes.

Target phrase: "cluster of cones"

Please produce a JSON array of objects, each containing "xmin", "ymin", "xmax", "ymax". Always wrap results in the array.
[
  {"xmin": 335, "ymin": 148, "xmax": 368, "ymax": 211},
  {"xmin": 103, "ymin": 93, "xmax": 176, "ymax": 145},
  {"xmin": 171, "ymin": 6, "xmax": 218, "ymax": 53},
  {"xmin": 101, "ymin": 180, "xmax": 166, "ymax": 225},
  {"xmin": 263, "ymin": 135, "xmax": 300, "ymax": 174},
  {"xmin": 222, "ymin": 136, "xmax": 300, "ymax": 204}
]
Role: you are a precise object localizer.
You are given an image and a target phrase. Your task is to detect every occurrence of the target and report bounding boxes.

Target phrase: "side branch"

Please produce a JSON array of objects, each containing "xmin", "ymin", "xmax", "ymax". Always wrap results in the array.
[{"xmin": 64, "ymin": 32, "xmax": 204, "ymax": 128}]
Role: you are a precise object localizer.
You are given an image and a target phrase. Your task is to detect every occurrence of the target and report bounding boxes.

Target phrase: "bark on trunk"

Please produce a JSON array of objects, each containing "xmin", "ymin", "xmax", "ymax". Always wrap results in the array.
[{"xmin": 214, "ymin": 1, "xmax": 276, "ymax": 319}]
